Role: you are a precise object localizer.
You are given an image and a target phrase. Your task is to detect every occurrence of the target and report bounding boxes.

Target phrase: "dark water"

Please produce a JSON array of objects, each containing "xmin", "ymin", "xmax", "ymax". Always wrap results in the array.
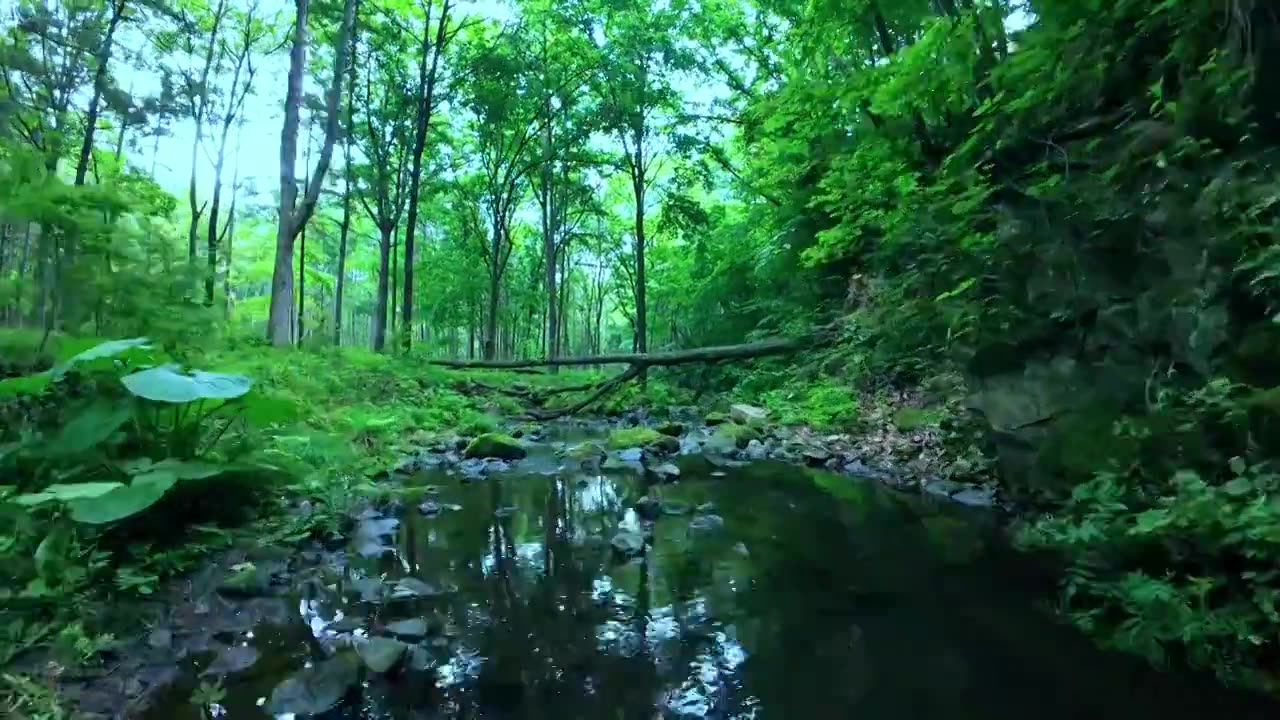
[{"xmin": 149, "ymin": 444, "xmax": 1275, "ymax": 720}]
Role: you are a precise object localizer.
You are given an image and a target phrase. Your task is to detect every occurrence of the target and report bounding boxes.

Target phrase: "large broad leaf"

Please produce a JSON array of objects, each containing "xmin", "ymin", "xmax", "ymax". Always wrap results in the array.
[
  {"xmin": 52, "ymin": 337, "xmax": 151, "ymax": 379},
  {"xmin": 67, "ymin": 470, "xmax": 178, "ymax": 524},
  {"xmin": 0, "ymin": 372, "xmax": 51, "ymax": 399},
  {"xmin": 46, "ymin": 402, "xmax": 133, "ymax": 455},
  {"xmin": 149, "ymin": 458, "xmax": 226, "ymax": 480},
  {"xmin": 14, "ymin": 482, "xmax": 127, "ymax": 506},
  {"xmin": 121, "ymin": 365, "xmax": 252, "ymax": 404}
]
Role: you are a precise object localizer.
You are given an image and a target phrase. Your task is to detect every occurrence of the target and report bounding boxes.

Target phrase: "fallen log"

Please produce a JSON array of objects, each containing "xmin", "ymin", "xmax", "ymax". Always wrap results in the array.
[
  {"xmin": 431, "ymin": 325, "xmax": 840, "ymax": 419},
  {"xmin": 426, "ymin": 332, "xmax": 824, "ymax": 370}
]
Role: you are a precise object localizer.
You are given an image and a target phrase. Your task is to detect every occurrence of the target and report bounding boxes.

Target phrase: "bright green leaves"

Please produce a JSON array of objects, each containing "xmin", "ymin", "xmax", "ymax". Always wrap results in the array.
[
  {"xmin": 15, "ymin": 483, "xmax": 127, "ymax": 507},
  {"xmin": 121, "ymin": 364, "xmax": 252, "ymax": 403},
  {"xmin": 66, "ymin": 470, "xmax": 178, "ymax": 525}
]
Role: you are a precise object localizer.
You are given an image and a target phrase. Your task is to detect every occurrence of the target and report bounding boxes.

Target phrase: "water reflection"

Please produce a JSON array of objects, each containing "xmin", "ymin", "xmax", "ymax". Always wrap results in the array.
[{"xmin": 153, "ymin": 456, "xmax": 1277, "ymax": 719}]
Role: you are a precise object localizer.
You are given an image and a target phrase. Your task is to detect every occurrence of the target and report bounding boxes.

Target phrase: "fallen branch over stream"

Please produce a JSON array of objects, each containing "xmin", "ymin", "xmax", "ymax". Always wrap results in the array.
[{"xmin": 437, "ymin": 325, "xmax": 840, "ymax": 419}]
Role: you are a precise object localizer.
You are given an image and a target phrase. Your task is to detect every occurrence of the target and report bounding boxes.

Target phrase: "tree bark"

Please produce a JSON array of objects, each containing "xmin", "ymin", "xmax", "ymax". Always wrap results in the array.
[
  {"xmin": 372, "ymin": 224, "xmax": 392, "ymax": 351},
  {"xmin": 205, "ymin": 13, "xmax": 256, "ymax": 306},
  {"xmin": 334, "ymin": 30, "xmax": 357, "ymax": 346},
  {"xmin": 74, "ymin": 0, "xmax": 126, "ymax": 187},
  {"xmin": 267, "ymin": 0, "xmax": 358, "ymax": 346},
  {"xmin": 401, "ymin": 0, "xmax": 452, "ymax": 352}
]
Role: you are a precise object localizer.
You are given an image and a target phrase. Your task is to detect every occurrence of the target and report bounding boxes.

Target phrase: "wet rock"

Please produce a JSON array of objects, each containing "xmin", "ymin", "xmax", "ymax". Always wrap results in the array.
[
  {"xmin": 618, "ymin": 447, "xmax": 644, "ymax": 463},
  {"xmin": 147, "ymin": 628, "xmax": 171, "ymax": 650},
  {"xmin": 494, "ymin": 505, "xmax": 518, "ymax": 519},
  {"xmin": 744, "ymin": 440, "xmax": 767, "ymax": 461},
  {"xmin": 678, "ymin": 437, "xmax": 702, "ymax": 455},
  {"xmin": 351, "ymin": 576, "xmax": 387, "ymax": 603},
  {"xmin": 563, "ymin": 441, "xmax": 606, "ymax": 466},
  {"xmin": 202, "ymin": 645, "xmax": 260, "ymax": 677},
  {"xmin": 802, "ymin": 447, "xmax": 833, "ymax": 466},
  {"xmin": 634, "ymin": 497, "xmax": 662, "ymax": 521},
  {"xmin": 924, "ymin": 479, "xmax": 966, "ymax": 498},
  {"xmin": 660, "ymin": 501, "xmax": 693, "ymax": 516},
  {"xmin": 704, "ymin": 411, "xmax": 730, "ymax": 426},
  {"xmin": 358, "ymin": 637, "xmax": 409, "ymax": 673},
  {"xmin": 268, "ymin": 652, "xmax": 360, "ymax": 716},
  {"xmin": 458, "ymin": 457, "xmax": 488, "ymax": 480},
  {"xmin": 419, "ymin": 500, "xmax": 443, "ymax": 517},
  {"xmin": 392, "ymin": 577, "xmax": 452, "ymax": 599},
  {"xmin": 650, "ymin": 462, "xmax": 681, "ymax": 480},
  {"xmin": 217, "ymin": 565, "xmax": 270, "ymax": 598},
  {"xmin": 328, "ymin": 616, "xmax": 365, "ymax": 633},
  {"xmin": 730, "ymin": 403, "xmax": 770, "ymax": 426},
  {"xmin": 951, "ymin": 486, "xmax": 997, "ymax": 507},
  {"xmin": 385, "ymin": 618, "xmax": 430, "ymax": 639},
  {"xmin": 407, "ymin": 645, "xmax": 437, "ymax": 672},
  {"xmin": 464, "ymin": 433, "xmax": 527, "ymax": 460},
  {"xmin": 611, "ymin": 530, "xmax": 647, "ymax": 558},
  {"xmin": 689, "ymin": 514, "xmax": 726, "ymax": 533},
  {"xmin": 656, "ymin": 421, "xmax": 685, "ymax": 437},
  {"xmin": 697, "ymin": 502, "xmax": 717, "ymax": 513}
]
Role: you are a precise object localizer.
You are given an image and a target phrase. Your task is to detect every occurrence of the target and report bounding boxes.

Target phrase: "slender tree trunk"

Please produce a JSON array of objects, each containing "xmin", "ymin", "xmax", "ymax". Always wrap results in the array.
[
  {"xmin": 74, "ymin": 0, "xmax": 126, "ymax": 186},
  {"xmin": 297, "ymin": 137, "xmax": 312, "ymax": 346},
  {"xmin": 372, "ymin": 225, "xmax": 391, "ymax": 351},
  {"xmin": 268, "ymin": 0, "xmax": 357, "ymax": 346},
  {"xmin": 391, "ymin": 228, "xmax": 398, "ymax": 337},
  {"xmin": 188, "ymin": 0, "xmax": 230, "ymax": 262},
  {"xmin": 485, "ymin": 263, "xmax": 500, "ymax": 361},
  {"xmin": 400, "ymin": 0, "xmax": 452, "ymax": 353},
  {"xmin": 334, "ymin": 38, "xmax": 356, "ymax": 346}
]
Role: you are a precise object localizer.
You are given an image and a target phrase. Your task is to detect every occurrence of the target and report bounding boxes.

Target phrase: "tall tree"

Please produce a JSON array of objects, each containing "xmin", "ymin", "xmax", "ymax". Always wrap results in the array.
[
  {"xmin": 179, "ymin": 0, "xmax": 229, "ymax": 263},
  {"xmin": 267, "ymin": 0, "xmax": 358, "ymax": 346}
]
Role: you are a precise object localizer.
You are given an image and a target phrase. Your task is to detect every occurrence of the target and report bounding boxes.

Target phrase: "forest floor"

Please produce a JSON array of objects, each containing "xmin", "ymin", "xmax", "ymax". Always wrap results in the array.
[{"xmin": 0, "ymin": 331, "xmax": 995, "ymax": 717}]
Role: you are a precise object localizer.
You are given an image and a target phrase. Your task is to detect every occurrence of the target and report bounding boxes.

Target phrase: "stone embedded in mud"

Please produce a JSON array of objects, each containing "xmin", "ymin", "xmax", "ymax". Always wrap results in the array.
[
  {"xmin": 358, "ymin": 636, "xmax": 409, "ymax": 673},
  {"xmin": 611, "ymin": 529, "xmax": 647, "ymax": 557},
  {"xmin": 464, "ymin": 433, "xmax": 527, "ymax": 460},
  {"xmin": 268, "ymin": 652, "xmax": 360, "ymax": 716},
  {"xmin": 385, "ymin": 618, "xmax": 431, "ymax": 639}
]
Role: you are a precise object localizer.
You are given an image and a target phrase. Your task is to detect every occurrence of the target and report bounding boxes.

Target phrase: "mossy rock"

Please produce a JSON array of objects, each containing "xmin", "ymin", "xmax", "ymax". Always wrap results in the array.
[
  {"xmin": 464, "ymin": 433, "xmax": 526, "ymax": 460},
  {"xmin": 656, "ymin": 421, "xmax": 685, "ymax": 437},
  {"xmin": 729, "ymin": 404, "xmax": 769, "ymax": 426},
  {"xmin": 218, "ymin": 564, "xmax": 270, "ymax": 598},
  {"xmin": 608, "ymin": 427, "xmax": 679, "ymax": 454},
  {"xmin": 562, "ymin": 441, "xmax": 606, "ymax": 462},
  {"xmin": 714, "ymin": 423, "xmax": 761, "ymax": 449},
  {"xmin": 704, "ymin": 411, "xmax": 730, "ymax": 426}
]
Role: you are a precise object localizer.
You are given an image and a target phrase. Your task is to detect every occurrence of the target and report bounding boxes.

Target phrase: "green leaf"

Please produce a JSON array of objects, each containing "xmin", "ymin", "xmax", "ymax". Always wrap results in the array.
[
  {"xmin": 149, "ymin": 459, "xmax": 226, "ymax": 480},
  {"xmin": 34, "ymin": 521, "xmax": 70, "ymax": 581},
  {"xmin": 52, "ymin": 337, "xmax": 151, "ymax": 379},
  {"xmin": 67, "ymin": 470, "xmax": 178, "ymax": 524},
  {"xmin": 121, "ymin": 365, "xmax": 252, "ymax": 404},
  {"xmin": 46, "ymin": 402, "xmax": 132, "ymax": 455},
  {"xmin": 1223, "ymin": 477, "xmax": 1253, "ymax": 496},
  {"xmin": 14, "ymin": 482, "xmax": 127, "ymax": 506}
]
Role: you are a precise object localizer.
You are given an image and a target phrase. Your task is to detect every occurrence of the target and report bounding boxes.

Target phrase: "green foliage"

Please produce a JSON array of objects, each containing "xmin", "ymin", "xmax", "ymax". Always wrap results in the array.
[{"xmin": 760, "ymin": 379, "xmax": 861, "ymax": 430}]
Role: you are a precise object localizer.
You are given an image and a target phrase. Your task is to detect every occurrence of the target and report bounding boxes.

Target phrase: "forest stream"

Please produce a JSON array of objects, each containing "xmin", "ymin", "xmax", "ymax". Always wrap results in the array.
[{"xmin": 51, "ymin": 419, "xmax": 1272, "ymax": 720}]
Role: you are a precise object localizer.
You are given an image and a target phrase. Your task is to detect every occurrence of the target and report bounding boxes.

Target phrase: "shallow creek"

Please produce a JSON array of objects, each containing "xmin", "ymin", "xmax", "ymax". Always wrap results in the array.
[{"xmin": 128, "ymin": 424, "xmax": 1273, "ymax": 720}]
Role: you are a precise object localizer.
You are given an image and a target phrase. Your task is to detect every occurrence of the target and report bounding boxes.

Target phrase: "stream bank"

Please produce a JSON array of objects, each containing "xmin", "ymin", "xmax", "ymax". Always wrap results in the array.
[{"xmin": 35, "ymin": 409, "xmax": 1275, "ymax": 720}]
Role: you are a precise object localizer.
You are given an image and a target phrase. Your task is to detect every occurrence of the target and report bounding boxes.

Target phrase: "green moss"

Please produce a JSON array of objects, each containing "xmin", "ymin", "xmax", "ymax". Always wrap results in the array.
[
  {"xmin": 714, "ymin": 422, "xmax": 761, "ymax": 449},
  {"xmin": 893, "ymin": 407, "xmax": 943, "ymax": 431},
  {"xmin": 607, "ymin": 427, "xmax": 680, "ymax": 453},
  {"xmin": 464, "ymin": 433, "xmax": 527, "ymax": 460},
  {"xmin": 704, "ymin": 411, "xmax": 730, "ymax": 426}
]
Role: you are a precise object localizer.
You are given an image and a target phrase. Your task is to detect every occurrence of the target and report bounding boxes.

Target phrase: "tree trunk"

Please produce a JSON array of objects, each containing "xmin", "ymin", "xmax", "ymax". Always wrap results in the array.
[
  {"xmin": 632, "ymin": 158, "xmax": 648, "ymax": 363},
  {"xmin": 391, "ymin": 227, "xmax": 398, "ymax": 337},
  {"xmin": 74, "ymin": 0, "xmax": 126, "ymax": 186},
  {"xmin": 268, "ymin": 0, "xmax": 357, "ymax": 346},
  {"xmin": 334, "ymin": 36, "xmax": 356, "ymax": 346},
  {"xmin": 373, "ymin": 224, "xmax": 391, "ymax": 351},
  {"xmin": 484, "ymin": 260, "xmax": 500, "ymax": 361},
  {"xmin": 400, "ymin": 0, "xmax": 452, "ymax": 353},
  {"xmin": 188, "ymin": 0, "xmax": 230, "ymax": 262}
]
